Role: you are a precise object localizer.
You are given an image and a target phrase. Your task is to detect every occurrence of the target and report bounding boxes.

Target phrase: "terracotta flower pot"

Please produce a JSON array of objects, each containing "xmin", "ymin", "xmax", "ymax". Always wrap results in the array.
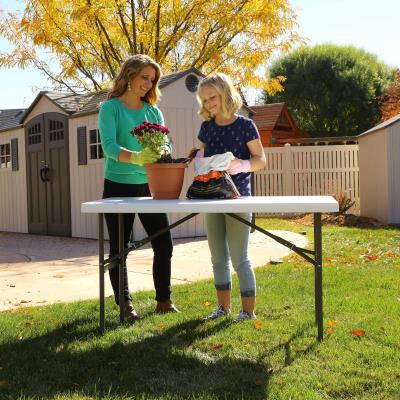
[{"xmin": 145, "ymin": 163, "xmax": 188, "ymax": 199}]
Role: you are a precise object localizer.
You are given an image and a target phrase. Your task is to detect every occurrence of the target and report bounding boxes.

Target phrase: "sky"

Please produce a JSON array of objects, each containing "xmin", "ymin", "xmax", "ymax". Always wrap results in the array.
[{"xmin": 0, "ymin": 0, "xmax": 399, "ymax": 109}]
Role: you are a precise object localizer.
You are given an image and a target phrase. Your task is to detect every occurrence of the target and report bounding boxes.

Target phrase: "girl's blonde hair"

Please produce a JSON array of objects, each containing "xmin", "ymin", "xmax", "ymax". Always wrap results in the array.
[
  {"xmin": 197, "ymin": 72, "xmax": 243, "ymax": 120},
  {"xmin": 108, "ymin": 54, "xmax": 162, "ymax": 104}
]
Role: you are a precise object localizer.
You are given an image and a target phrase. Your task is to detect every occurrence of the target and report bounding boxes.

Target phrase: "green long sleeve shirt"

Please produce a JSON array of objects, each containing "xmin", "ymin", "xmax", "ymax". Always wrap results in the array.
[{"xmin": 98, "ymin": 97, "xmax": 164, "ymax": 184}]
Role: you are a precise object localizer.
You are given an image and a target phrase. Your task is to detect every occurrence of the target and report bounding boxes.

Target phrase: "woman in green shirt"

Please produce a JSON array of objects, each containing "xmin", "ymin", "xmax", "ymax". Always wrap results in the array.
[{"xmin": 98, "ymin": 54, "xmax": 178, "ymax": 321}]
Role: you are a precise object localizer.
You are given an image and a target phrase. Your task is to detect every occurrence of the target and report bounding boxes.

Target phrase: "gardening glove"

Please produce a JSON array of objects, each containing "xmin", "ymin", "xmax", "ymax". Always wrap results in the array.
[
  {"xmin": 195, "ymin": 148, "xmax": 204, "ymax": 158},
  {"xmin": 186, "ymin": 148, "xmax": 204, "ymax": 163},
  {"xmin": 187, "ymin": 147, "xmax": 204, "ymax": 159},
  {"xmin": 129, "ymin": 148, "xmax": 160, "ymax": 166},
  {"xmin": 227, "ymin": 158, "xmax": 251, "ymax": 175}
]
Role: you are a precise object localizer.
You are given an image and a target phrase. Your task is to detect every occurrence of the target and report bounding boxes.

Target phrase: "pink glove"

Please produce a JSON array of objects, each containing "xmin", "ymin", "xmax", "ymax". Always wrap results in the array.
[
  {"xmin": 196, "ymin": 148, "xmax": 204, "ymax": 158},
  {"xmin": 227, "ymin": 159, "xmax": 251, "ymax": 175}
]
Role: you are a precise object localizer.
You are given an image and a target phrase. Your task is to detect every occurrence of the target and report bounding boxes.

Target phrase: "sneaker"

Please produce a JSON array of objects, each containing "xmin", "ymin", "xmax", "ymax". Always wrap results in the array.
[
  {"xmin": 204, "ymin": 305, "xmax": 231, "ymax": 320},
  {"xmin": 235, "ymin": 310, "xmax": 256, "ymax": 322}
]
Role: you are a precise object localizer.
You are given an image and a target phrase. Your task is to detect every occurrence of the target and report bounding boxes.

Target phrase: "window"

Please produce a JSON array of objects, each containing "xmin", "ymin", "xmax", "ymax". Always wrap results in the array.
[
  {"xmin": 49, "ymin": 119, "xmax": 64, "ymax": 141},
  {"xmin": 0, "ymin": 143, "xmax": 11, "ymax": 169},
  {"xmin": 89, "ymin": 129, "xmax": 103, "ymax": 159},
  {"xmin": 28, "ymin": 122, "xmax": 41, "ymax": 145},
  {"xmin": 185, "ymin": 74, "xmax": 199, "ymax": 92}
]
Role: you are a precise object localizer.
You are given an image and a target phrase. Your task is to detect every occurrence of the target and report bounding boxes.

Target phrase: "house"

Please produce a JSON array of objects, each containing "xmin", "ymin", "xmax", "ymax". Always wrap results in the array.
[
  {"xmin": 0, "ymin": 68, "xmax": 253, "ymax": 239},
  {"xmin": 251, "ymin": 103, "xmax": 308, "ymax": 147},
  {"xmin": 358, "ymin": 113, "xmax": 400, "ymax": 224}
]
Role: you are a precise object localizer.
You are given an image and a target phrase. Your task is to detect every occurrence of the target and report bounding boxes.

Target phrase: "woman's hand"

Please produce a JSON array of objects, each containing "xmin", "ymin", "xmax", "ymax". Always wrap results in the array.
[
  {"xmin": 130, "ymin": 148, "xmax": 160, "ymax": 165},
  {"xmin": 227, "ymin": 158, "xmax": 250, "ymax": 175}
]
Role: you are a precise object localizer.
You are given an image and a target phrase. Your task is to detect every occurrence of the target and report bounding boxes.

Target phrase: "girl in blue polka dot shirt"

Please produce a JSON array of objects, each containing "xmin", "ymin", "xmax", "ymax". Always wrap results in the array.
[{"xmin": 196, "ymin": 73, "xmax": 266, "ymax": 322}]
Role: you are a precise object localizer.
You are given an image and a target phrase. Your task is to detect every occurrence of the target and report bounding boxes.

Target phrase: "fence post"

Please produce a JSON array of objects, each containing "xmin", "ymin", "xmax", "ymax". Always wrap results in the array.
[{"xmin": 283, "ymin": 143, "xmax": 292, "ymax": 195}]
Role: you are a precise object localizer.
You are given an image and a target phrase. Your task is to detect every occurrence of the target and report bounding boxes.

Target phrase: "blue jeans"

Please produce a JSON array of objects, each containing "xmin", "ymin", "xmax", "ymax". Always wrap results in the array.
[{"xmin": 205, "ymin": 213, "xmax": 256, "ymax": 297}]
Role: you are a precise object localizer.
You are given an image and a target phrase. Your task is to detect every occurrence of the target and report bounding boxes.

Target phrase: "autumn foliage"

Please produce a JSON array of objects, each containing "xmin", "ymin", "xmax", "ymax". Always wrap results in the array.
[
  {"xmin": 379, "ymin": 70, "xmax": 400, "ymax": 121},
  {"xmin": 0, "ymin": 0, "xmax": 301, "ymax": 93}
]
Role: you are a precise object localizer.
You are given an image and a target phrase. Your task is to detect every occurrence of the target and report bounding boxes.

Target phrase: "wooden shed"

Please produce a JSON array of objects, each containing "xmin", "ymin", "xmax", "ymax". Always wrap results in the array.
[
  {"xmin": 251, "ymin": 103, "xmax": 308, "ymax": 147},
  {"xmin": 358, "ymin": 114, "xmax": 400, "ymax": 224},
  {"xmin": 0, "ymin": 68, "xmax": 253, "ymax": 239}
]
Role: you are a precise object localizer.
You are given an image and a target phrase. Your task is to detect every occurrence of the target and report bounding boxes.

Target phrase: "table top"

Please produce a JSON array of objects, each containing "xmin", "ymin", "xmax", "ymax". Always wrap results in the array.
[{"xmin": 81, "ymin": 196, "xmax": 339, "ymax": 214}]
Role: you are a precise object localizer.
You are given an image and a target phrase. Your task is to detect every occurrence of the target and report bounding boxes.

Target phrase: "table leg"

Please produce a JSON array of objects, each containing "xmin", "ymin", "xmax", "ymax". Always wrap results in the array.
[
  {"xmin": 99, "ymin": 213, "xmax": 105, "ymax": 334},
  {"xmin": 118, "ymin": 214, "xmax": 125, "ymax": 323},
  {"xmin": 314, "ymin": 212, "xmax": 323, "ymax": 341}
]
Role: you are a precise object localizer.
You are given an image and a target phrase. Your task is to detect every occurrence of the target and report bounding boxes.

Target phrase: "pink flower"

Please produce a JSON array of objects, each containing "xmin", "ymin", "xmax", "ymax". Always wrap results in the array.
[
  {"xmin": 130, "ymin": 121, "xmax": 169, "ymax": 137},
  {"xmin": 130, "ymin": 121, "xmax": 171, "ymax": 156}
]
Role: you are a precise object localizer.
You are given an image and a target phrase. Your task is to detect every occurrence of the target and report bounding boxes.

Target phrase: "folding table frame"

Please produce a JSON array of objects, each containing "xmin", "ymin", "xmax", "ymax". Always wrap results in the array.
[{"xmin": 81, "ymin": 196, "xmax": 338, "ymax": 341}]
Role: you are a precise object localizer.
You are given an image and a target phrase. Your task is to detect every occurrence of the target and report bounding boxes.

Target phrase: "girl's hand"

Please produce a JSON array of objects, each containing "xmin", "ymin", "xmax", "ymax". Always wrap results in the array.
[
  {"xmin": 195, "ymin": 148, "xmax": 204, "ymax": 158},
  {"xmin": 227, "ymin": 159, "xmax": 250, "ymax": 175},
  {"xmin": 188, "ymin": 148, "xmax": 204, "ymax": 158}
]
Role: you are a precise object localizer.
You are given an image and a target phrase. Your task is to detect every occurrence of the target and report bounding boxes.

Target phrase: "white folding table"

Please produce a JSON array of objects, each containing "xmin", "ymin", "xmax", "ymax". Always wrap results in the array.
[{"xmin": 81, "ymin": 196, "xmax": 338, "ymax": 341}]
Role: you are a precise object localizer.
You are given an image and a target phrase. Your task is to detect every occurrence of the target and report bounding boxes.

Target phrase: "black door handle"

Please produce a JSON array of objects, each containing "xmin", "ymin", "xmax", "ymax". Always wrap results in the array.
[
  {"xmin": 40, "ymin": 167, "xmax": 46, "ymax": 183},
  {"xmin": 44, "ymin": 165, "xmax": 50, "ymax": 182},
  {"xmin": 39, "ymin": 165, "xmax": 50, "ymax": 182}
]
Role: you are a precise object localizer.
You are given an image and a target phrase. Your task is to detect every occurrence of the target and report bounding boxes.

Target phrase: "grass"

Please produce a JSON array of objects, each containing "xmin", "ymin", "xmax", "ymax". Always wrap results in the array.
[{"xmin": 0, "ymin": 217, "xmax": 399, "ymax": 400}]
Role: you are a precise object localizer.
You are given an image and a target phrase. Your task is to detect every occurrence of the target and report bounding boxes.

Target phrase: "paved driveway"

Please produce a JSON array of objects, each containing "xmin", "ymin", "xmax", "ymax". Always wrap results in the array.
[{"xmin": 0, "ymin": 230, "xmax": 307, "ymax": 311}]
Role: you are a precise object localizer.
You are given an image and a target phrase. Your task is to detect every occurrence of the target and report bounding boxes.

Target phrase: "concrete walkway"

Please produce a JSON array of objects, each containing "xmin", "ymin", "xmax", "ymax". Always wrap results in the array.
[{"xmin": 0, "ymin": 230, "xmax": 308, "ymax": 311}]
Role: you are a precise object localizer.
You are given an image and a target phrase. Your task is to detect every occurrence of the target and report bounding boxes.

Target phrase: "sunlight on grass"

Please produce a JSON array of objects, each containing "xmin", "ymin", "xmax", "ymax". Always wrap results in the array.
[{"xmin": 1, "ymin": 218, "xmax": 399, "ymax": 400}]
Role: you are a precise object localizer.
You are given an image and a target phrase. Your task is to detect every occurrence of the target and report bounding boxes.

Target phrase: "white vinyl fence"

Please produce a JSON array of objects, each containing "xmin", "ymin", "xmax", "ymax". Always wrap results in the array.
[{"xmin": 254, "ymin": 144, "xmax": 359, "ymax": 203}]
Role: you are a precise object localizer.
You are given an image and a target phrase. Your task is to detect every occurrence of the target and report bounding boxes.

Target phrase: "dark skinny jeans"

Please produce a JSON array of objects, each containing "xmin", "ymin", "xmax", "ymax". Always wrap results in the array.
[{"xmin": 103, "ymin": 179, "xmax": 173, "ymax": 304}]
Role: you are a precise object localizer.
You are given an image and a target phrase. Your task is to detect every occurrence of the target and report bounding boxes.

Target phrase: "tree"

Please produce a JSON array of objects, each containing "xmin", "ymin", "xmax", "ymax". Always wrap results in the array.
[
  {"xmin": 0, "ymin": 0, "xmax": 300, "ymax": 93},
  {"xmin": 262, "ymin": 44, "xmax": 395, "ymax": 137},
  {"xmin": 380, "ymin": 70, "xmax": 400, "ymax": 121}
]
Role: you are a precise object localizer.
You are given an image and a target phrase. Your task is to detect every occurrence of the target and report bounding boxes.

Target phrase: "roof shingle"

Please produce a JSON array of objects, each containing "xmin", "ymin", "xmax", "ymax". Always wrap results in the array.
[
  {"xmin": 251, "ymin": 103, "xmax": 285, "ymax": 130},
  {"xmin": 1, "ymin": 67, "xmax": 251, "ymax": 131},
  {"xmin": 0, "ymin": 109, "xmax": 26, "ymax": 132}
]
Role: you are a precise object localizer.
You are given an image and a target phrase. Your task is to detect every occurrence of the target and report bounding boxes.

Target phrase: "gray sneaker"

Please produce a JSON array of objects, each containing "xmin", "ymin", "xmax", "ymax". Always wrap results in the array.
[
  {"xmin": 204, "ymin": 305, "xmax": 231, "ymax": 320},
  {"xmin": 235, "ymin": 310, "xmax": 256, "ymax": 322}
]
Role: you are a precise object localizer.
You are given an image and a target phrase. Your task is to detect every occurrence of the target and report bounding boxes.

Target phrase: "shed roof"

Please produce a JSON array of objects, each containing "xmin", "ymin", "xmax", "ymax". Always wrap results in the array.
[
  {"xmin": 16, "ymin": 68, "xmax": 205, "ymax": 124},
  {"xmin": 19, "ymin": 90, "xmax": 94, "ymax": 124},
  {"xmin": 250, "ymin": 103, "xmax": 307, "ymax": 138},
  {"xmin": 358, "ymin": 113, "xmax": 400, "ymax": 138},
  {"xmin": 1, "ymin": 67, "xmax": 254, "ymax": 130},
  {"xmin": 159, "ymin": 67, "xmax": 204, "ymax": 88},
  {"xmin": 0, "ymin": 109, "xmax": 26, "ymax": 133},
  {"xmin": 251, "ymin": 103, "xmax": 285, "ymax": 130}
]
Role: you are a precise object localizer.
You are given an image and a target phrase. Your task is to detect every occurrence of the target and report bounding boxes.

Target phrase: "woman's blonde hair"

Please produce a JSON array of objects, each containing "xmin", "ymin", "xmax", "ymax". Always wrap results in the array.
[
  {"xmin": 108, "ymin": 54, "xmax": 162, "ymax": 104},
  {"xmin": 197, "ymin": 72, "xmax": 243, "ymax": 120}
]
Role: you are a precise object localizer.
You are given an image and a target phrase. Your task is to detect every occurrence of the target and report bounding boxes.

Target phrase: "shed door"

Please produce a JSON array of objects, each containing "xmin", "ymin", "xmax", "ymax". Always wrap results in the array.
[{"xmin": 25, "ymin": 113, "xmax": 71, "ymax": 236}]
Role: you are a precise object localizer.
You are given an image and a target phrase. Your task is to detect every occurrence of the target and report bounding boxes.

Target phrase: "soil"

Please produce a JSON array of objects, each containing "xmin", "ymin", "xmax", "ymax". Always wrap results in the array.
[
  {"xmin": 156, "ymin": 154, "xmax": 192, "ymax": 163},
  {"xmin": 290, "ymin": 213, "xmax": 395, "ymax": 228}
]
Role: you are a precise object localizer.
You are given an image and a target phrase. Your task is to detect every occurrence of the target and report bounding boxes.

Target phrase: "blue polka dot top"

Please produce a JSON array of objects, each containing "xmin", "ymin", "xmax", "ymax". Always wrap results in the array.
[{"xmin": 198, "ymin": 115, "xmax": 260, "ymax": 196}]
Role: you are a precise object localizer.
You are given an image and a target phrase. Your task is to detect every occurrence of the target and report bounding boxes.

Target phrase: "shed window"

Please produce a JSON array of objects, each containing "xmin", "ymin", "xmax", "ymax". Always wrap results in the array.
[
  {"xmin": 28, "ymin": 122, "xmax": 41, "ymax": 145},
  {"xmin": 49, "ymin": 120, "xmax": 64, "ymax": 141},
  {"xmin": 89, "ymin": 129, "xmax": 103, "ymax": 159},
  {"xmin": 0, "ymin": 143, "xmax": 11, "ymax": 169}
]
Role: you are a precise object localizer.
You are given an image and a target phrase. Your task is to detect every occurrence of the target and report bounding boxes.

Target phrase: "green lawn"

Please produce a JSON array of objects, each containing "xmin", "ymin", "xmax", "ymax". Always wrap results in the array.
[{"xmin": 1, "ymin": 218, "xmax": 399, "ymax": 400}]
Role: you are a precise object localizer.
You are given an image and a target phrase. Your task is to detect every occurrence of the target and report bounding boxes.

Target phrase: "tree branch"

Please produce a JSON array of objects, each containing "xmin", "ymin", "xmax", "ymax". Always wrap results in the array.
[
  {"xmin": 158, "ymin": 2, "xmax": 199, "ymax": 62},
  {"xmin": 95, "ymin": 16, "xmax": 123, "ymax": 64},
  {"xmin": 33, "ymin": 0, "xmax": 101, "ymax": 88},
  {"xmin": 130, "ymin": 0, "xmax": 137, "ymax": 53},
  {"xmin": 154, "ymin": 0, "xmax": 160, "ymax": 60},
  {"xmin": 114, "ymin": 0, "xmax": 133, "ymax": 54}
]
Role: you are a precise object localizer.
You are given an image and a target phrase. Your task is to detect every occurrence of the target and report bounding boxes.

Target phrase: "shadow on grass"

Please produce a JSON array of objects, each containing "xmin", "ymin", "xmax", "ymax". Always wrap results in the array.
[
  {"xmin": 0, "ymin": 314, "xmax": 317, "ymax": 400},
  {"xmin": 259, "ymin": 321, "xmax": 317, "ymax": 367},
  {"xmin": 0, "ymin": 317, "xmax": 261, "ymax": 399}
]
